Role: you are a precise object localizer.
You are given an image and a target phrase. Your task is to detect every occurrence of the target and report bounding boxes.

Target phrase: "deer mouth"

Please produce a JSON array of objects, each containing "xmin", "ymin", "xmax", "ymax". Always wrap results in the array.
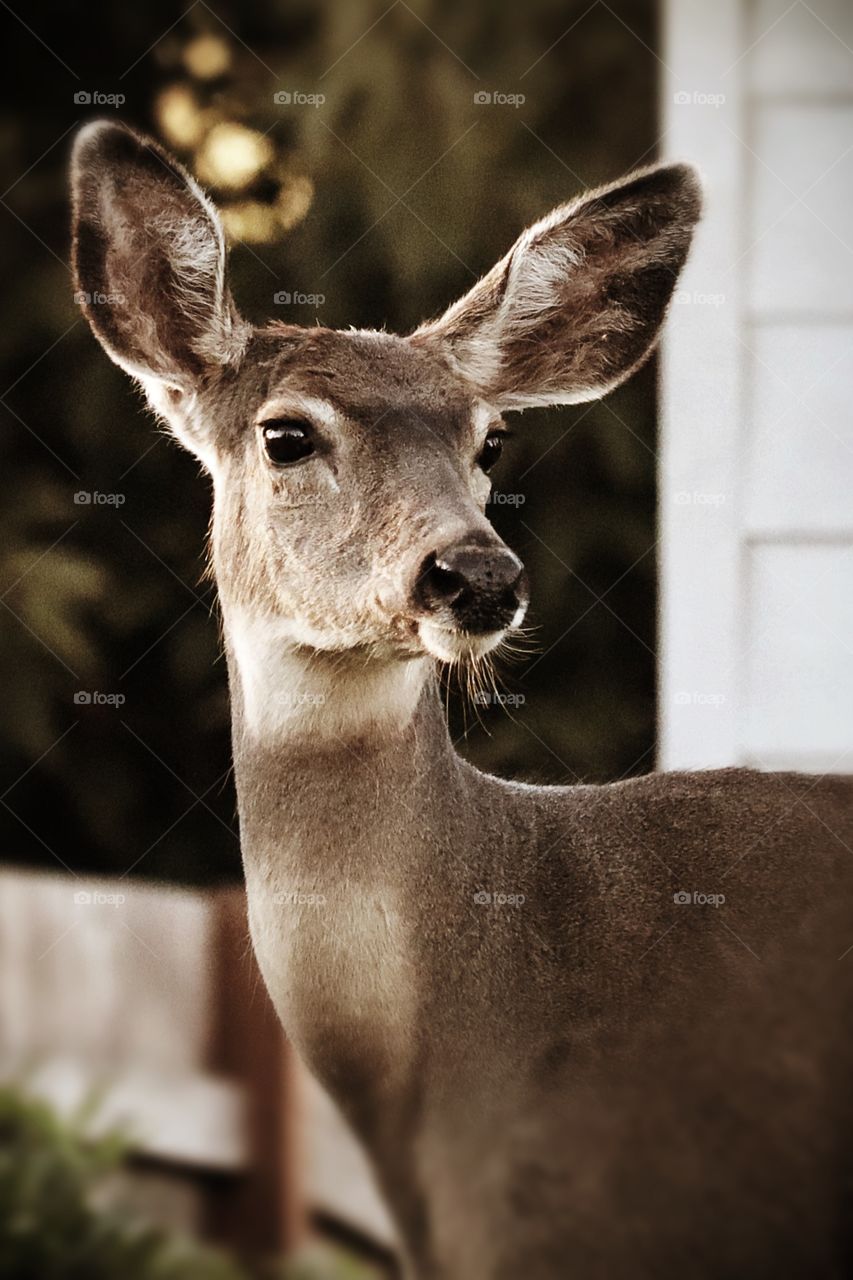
[{"xmin": 416, "ymin": 618, "xmax": 516, "ymax": 664}]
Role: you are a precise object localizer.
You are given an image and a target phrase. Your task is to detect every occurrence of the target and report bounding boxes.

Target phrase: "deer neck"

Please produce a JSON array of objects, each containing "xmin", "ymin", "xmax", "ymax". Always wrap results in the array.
[
  {"xmin": 221, "ymin": 607, "xmax": 467, "ymax": 1094},
  {"xmin": 224, "ymin": 608, "xmax": 435, "ymax": 749},
  {"xmin": 222, "ymin": 611, "xmax": 463, "ymax": 859},
  {"xmin": 221, "ymin": 603, "xmax": 468, "ymax": 880}
]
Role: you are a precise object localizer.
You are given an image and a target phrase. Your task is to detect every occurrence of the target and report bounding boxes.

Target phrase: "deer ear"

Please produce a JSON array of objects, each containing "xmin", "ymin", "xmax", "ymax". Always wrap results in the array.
[
  {"xmin": 412, "ymin": 164, "xmax": 701, "ymax": 411},
  {"xmin": 71, "ymin": 121, "xmax": 249, "ymax": 457}
]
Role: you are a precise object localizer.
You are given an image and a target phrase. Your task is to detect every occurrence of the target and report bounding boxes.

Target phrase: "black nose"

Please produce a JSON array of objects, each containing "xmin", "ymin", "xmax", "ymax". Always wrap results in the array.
[{"xmin": 415, "ymin": 541, "xmax": 528, "ymax": 634}]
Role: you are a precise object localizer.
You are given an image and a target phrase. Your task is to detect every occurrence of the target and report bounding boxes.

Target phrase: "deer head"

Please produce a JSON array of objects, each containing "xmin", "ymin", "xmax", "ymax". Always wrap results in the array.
[{"xmin": 71, "ymin": 121, "xmax": 700, "ymax": 677}]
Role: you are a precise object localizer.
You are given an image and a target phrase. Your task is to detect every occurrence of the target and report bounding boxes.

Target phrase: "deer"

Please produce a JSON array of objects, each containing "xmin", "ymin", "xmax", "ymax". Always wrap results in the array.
[{"xmin": 70, "ymin": 120, "xmax": 853, "ymax": 1279}]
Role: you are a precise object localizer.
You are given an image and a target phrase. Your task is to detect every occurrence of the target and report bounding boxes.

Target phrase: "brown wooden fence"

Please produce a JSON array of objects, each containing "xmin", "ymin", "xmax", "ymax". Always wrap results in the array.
[{"xmin": 0, "ymin": 868, "xmax": 395, "ymax": 1258}]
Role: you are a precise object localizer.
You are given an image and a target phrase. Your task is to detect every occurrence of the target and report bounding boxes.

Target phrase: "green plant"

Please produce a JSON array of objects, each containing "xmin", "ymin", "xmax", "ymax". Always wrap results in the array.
[
  {"xmin": 273, "ymin": 1245, "xmax": 380, "ymax": 1280},
  {"xmin": 0, "ymin": 1085, "xmax": 376, "ymax": 1280},
  {"xmin": 0, "ymin": 1085, "xmax": 246, "ymax": 1280}
]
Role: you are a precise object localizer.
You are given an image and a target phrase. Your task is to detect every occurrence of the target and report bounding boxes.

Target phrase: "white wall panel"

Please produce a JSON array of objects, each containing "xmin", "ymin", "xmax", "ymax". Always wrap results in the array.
[
  {"xmin": 749, "ymin": 106, "xmax": 853, "ymax": 314},
  {"xmin": 749, "ymin": 0, "xmax": 853, "ymax": 95},
  {"xmin": 662, "ymin": 0, "xmax": 853, "ymax": 773},
  {"xmin": 744, "ymin": 543, "xmax": 853, "ymax": 766},
  {"xmin": 744, "ymin": 324, "xmax": 853, "ymax": 532}
]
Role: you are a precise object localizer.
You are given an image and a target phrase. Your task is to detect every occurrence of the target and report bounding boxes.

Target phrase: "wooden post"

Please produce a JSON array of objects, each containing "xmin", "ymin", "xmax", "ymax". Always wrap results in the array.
[{"xmin": 205, "ymin": 886, "xmax": 306, "ymax": 1258}]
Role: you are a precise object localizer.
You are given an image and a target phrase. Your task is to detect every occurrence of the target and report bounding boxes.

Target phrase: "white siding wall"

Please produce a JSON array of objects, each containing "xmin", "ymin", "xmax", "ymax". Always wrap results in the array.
[{"xmin": 660, "ymin": 0, "xmax": 853, "ymax": 773}]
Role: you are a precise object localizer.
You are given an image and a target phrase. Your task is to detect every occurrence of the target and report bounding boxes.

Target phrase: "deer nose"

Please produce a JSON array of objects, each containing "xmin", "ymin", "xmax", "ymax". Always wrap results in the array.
[{"xmin": 414, "ymin": 541, "xmax": 528, "ymax": 634}]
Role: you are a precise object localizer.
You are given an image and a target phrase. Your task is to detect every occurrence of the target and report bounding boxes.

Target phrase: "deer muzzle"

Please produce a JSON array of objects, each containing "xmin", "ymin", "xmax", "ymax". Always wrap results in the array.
[{"xmin": 412, "ymin": 535, "xmax": 529, "ymax": 654}]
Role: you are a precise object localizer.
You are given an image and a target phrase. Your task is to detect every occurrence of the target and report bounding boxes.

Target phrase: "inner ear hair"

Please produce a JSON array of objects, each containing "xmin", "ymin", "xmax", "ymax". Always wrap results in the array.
[
  {"xmin": 71, "ymin": 120, "xmax": 249, "ymax": 392},
  {"xmin": 411, "ymin": 162, "xmax": 703, "ymax": 412}
]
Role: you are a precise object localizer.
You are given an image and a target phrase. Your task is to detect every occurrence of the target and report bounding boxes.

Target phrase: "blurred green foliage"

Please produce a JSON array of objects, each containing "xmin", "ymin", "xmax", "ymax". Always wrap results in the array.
[
  {"xmin": 0, "ymin": 1084, "xmax": 246, "ymax": 1279},
  {"xmin": 0, "ymin": 0, "xmax": 657, "ymax": 883},
  {"xmin": 0, "ymin": 1084, "xmax": 382, "ymax": 1279}
]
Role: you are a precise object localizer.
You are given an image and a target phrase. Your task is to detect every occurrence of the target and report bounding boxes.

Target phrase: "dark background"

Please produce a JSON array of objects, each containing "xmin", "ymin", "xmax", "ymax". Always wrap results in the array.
[{"xmin": 0, "ymin": 0, "xmax": 658, "ymax": 884}]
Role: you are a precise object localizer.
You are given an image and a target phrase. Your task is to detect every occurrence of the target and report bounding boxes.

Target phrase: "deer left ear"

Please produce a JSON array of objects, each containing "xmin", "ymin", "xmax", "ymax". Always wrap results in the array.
[
  {"xmin": 71, "ymin": 120, "xmax": 250, "ymax": 463},
  {"xmin": 412, "ymin": 163, "xmax": 702, "ymax": 412}
]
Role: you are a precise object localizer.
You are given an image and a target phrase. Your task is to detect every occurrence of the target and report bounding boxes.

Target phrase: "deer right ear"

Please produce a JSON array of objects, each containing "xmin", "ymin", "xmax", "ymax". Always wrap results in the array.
[
  {"xmin": 71, "ymin": 121, "xmax": 249, "ymax": 460},
  {"xmin": 412, "ymin": 163, "xmax": 701, "ymax": 412}
]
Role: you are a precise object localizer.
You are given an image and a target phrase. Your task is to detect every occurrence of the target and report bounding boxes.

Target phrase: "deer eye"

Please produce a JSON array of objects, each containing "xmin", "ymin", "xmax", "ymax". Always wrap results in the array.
[
  {"xmin": 261, "ymin": 418, "xmax": 315, "ymax": 466},
  {"xmin": 477, "ymin": 430, "xmax": 505, "ymax": 475}
]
